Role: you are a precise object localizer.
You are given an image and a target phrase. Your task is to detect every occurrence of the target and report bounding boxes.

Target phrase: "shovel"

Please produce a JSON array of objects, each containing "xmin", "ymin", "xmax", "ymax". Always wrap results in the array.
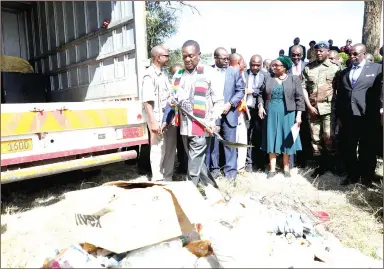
[{"xmin": 175, "ymin": 103, "xmax": 253, "ymax": 149}]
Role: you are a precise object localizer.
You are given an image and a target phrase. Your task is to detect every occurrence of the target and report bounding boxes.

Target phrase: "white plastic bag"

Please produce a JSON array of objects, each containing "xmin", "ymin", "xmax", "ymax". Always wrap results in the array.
[{"xmin": 120, "ymin": 238, "xmax": 197, "ymax": 268}]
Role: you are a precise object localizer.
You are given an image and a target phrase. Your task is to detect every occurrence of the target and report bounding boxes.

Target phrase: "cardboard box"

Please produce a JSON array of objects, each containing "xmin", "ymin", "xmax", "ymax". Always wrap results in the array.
[{"xmin": 66, "ymin": 181, "xmax": 208, "ymax": 254}]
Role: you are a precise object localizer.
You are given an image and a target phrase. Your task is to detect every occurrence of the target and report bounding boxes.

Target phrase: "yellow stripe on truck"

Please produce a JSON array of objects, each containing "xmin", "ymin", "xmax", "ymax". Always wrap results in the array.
[
  {"xmin": 1, "ymin": 150, "xmax": 137, "ymax": 184},
  {"xmin": 1, "ymin": 108, "xmax": 129, "ymax": 137}
]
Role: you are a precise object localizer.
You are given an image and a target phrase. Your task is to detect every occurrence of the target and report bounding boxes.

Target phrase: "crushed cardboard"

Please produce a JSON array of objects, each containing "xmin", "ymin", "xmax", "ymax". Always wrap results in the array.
[{"xmin": 66, "ymin": 181, "xmax": 208, "ymax": 254}]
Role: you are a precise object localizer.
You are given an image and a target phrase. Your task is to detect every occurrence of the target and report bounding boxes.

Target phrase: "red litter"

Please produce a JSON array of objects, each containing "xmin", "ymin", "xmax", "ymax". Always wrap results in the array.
[{"xmin": 312, "ymin": 211, "xmax": 330, "ymax": 221}]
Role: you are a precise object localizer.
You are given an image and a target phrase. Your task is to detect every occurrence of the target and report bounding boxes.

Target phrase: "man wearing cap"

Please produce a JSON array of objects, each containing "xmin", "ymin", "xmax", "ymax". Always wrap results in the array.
[{"xmin": 301, "ymin": 41, "xmax": 341, "ymax": 178}]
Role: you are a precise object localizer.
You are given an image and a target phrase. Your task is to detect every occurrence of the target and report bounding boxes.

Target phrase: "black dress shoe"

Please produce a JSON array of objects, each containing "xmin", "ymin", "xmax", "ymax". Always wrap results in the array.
[
  {"xmin": 267, "ymin": 171, "xmax": 276, "ymax": 179},
  {"xmin": 340, "ymin": 176, "xmax": 358, "ymax": 186}
]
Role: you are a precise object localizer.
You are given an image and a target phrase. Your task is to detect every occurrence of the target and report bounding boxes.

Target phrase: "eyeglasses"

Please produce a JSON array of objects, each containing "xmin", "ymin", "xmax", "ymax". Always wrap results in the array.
[
  {"xmin": 349, "ymin": 51, "xmax": 365, "ymax": 57},
  {"xmin": 216, "ymin": 57, "xmax": 229, "ymax": 61},
  {"xmin": 291, "ymin": 53, "xmax": 302, "ymax": 57},
  {"xmin": 271, "ymin": 64, "xmax": 283, "ymax": 68}
]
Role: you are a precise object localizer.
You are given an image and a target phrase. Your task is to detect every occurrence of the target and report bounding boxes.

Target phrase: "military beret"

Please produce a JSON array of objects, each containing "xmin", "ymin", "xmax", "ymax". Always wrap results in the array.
[{"xmin": 314, "ymin": 41, "xmax": 329, "ymax": 49}]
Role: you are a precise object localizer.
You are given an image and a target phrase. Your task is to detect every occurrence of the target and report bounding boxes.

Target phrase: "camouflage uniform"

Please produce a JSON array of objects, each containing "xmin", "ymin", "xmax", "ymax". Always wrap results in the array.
[{"xmin": 302, "ymin": 58, "xmax": 341, "ymax": 157}]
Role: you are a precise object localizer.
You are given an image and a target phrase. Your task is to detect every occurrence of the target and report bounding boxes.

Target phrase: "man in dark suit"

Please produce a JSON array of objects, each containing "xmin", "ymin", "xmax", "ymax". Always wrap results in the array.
[
  {"xmin": 288, "ymin": 45, "xmax": 307, "ymax": 78},
  {"xmin": 288, "ymin": 45, "xmax": 309, "ymax": 169},
  {"xmin": 206, "ymin": 47, "xmax": 230, "ymax": 179},
  {"xmin": 243, "ymin": 55, "xmax": 268, "ymax": 172},
  {"xmin": 206, "ymin": 47, "xmax": 245, "ymax": 181},
  {"xmin": 288, "ymin": 37, "xmax": 306, "ymax": 61},
  {"xmin": 336, "ymin": 43, "xmax": 383, "ymax": 186}
]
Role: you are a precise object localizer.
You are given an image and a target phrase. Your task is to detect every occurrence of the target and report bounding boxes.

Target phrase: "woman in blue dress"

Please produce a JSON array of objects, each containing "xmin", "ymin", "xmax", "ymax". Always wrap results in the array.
[{"xmin": 258, "ymin": 56, "xmax": 305, "ymax": 178}]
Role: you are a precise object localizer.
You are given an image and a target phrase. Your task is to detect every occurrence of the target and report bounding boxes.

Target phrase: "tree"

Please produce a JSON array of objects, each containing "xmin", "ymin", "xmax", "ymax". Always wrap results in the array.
[
  {"xmin": 145, "ymin": 1, "xmax": 199, "ymax": 57},
  {"xmin": 362, "ymin": 1, "xmax": 383, "ymax": 55},
  {"xmin": 167, "ymin": 49, "xmax": 183, "ymax": 75}
]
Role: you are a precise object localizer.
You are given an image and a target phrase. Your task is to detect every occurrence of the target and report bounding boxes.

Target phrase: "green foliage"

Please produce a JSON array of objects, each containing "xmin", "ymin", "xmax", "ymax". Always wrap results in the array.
[
  {"xmin": 200, "ymin": 53, "xmax": 214, "ymax": 65},
  {"xmin": 374, "ymin": 55, "xmax": 383, "ymax": 63},
  {"xmin": 145, "ymin": 1, "xmax": 199, "ymax": 58},
  {"xmin": 338, "ymin": 52, "xmax": 350, "ymax": 67},
  {"xmin": 168, "ymin": 49, "xmax": 183, "ymax": 75},
  {"xmin": 146, "ymin": 2, "xmax": 178, "ymax": 57}
]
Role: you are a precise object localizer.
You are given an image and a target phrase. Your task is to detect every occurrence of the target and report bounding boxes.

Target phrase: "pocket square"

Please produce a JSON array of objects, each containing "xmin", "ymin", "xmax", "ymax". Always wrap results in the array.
[{"xmin": 366, "ymin": 74, "xmax": 375, "ymax": 77}]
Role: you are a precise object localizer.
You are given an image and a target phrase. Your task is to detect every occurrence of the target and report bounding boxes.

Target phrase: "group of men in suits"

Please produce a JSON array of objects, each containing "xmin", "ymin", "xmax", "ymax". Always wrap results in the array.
[{"xmin": 142, "ymin": 39, "xmax": 383, "ymax": 188}]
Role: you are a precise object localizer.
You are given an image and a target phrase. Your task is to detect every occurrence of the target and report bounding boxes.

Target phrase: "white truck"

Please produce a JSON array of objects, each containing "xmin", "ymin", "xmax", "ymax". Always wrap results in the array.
[{"xmin": 1, "ymin": 1, "xmax": 149, "ymax": 184}]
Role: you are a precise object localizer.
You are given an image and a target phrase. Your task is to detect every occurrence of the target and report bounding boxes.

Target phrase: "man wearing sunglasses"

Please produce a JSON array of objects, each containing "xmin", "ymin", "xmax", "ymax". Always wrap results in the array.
[
  {"xmin": 336, "ymin": 43, "xmax": 383, "ymax": 187},
  {"xmin": 301, "ymin": 41, "xmax": 342, "ymax": 178}
]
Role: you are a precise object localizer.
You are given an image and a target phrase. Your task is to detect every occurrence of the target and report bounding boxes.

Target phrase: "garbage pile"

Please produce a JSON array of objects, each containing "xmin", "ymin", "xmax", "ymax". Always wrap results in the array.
[{"xmin": 40, "ymin": 181, "xmax": 382, "ymax": 268}]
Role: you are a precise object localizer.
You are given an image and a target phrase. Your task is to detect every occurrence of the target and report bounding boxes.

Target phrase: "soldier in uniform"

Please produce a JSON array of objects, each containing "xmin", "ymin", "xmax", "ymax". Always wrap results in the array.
[
  {"xmin": 142, "ymin": 45, "xmax": 177, "ymax": 182},
  {"xmin": 301, "ymin": 41, "xmax": 341, "ymax": 177}
]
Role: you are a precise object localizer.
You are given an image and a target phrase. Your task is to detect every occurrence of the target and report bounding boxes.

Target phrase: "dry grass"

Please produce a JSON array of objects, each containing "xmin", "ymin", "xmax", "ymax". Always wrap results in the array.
[{"xmin": 1, "ymin": 163, "xmax": 383, "ymax": 268}]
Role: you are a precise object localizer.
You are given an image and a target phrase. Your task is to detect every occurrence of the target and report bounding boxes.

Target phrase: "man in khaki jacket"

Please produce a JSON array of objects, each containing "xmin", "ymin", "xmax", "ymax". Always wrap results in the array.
[
  {"xmin": 301, "ymin": 41, "xmax": 341, "ymax": 178},
  {"xmin": 142, "ymin": 45, "xmax": 176, "ymax": 181}
]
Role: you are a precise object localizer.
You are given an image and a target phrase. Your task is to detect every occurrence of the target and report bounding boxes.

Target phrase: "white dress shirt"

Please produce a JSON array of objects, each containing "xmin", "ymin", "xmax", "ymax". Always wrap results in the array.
[
  {"xmin": 349, "ymin": 59, "xmax": 366, "ymax": 87},
  {"xmin": 292, "ymin": 61, "xmax": 302, "ymax": 76},
  {"xmin": 246, "ymin": 72, "xmax": 259, "ymax": 108},
  {"xmin": 212, "ymin": 65, "xmax": 227, "ymax": 103}
]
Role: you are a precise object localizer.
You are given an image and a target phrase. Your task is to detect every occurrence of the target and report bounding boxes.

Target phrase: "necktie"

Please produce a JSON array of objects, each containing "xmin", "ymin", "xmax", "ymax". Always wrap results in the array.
[
  {"xmin": 351, "ymin": 66, "xmax": 360, "ymax": 88},
  {"xmin": 253, "ymin": 74, "xmax": 257, "ymax": 89}
]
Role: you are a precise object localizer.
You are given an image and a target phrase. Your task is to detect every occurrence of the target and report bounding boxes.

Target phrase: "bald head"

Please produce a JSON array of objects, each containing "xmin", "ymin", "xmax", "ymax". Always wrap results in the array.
[
  {"xmin": 229, "ymin": 53, "xmax": 244, "ymax": 70},
  {"xmin": 353, "ymin": 43, "xmax": 366, "ymax": 52},
  {"xmin": 291, "ymin": 45, "xmax": 303, "ymax": 55},
  {"xmin": 229, "ymin": 53, "xmax": 241, "ymax": 62},
  {"xmin": 250, "ymin": 54, "xmax": 262, "ymax": 74},
  {"xmin": 365, "ymin": 53, "xmax": 374, "ymax": 63},
  {"xmin": 151, "ymin": 45, "xmax": 167, "ymax": 58},
  {"xmin": 214, "ymin": 47, "xmax": 229, "ymax": 68},
  {"xmin": 350, "ymin": 43, "xmax": 366, "ymax": 66},
  {"xmin": 290, "ymin": 45, "xmax": 303, "ymax": 65},
  {"xmin": 151, "ymin": 45, "xmax": 169, "ymax": 67},
  {"xmin": 263, "ymin": 59, "xmax": 272, "ymax": 70},
  {"xmin": 214, "ymin": 47, "xmax": 227, "ymax": 57},
  {"xmin": 329, "ymin": 50, "xmax": 339, "ymax": 61}
]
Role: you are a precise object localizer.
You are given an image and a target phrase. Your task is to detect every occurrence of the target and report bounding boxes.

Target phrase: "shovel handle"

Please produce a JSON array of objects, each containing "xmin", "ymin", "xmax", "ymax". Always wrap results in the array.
[{"xmin": 175, "ymin": 103, "xmax": 223, "ymax": 139}]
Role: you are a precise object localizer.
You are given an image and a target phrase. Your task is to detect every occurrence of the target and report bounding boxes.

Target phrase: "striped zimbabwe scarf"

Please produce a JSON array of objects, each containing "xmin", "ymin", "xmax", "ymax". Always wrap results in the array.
[{"xmin": 172, "ymin": 65, "xmax": 207, "ymax": 136}]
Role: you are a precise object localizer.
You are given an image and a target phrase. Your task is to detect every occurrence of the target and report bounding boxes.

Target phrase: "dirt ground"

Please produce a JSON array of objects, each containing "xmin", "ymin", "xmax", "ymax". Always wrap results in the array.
[{"xmin": 1, "ymin": 162, "xmax": 383, "ymax": 268}]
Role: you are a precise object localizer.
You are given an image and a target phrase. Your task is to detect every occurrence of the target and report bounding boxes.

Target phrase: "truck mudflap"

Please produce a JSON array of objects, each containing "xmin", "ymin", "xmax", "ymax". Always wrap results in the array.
[{"xmin": 1, "ymin": 150, "xmax": 137, "ymax": 184}]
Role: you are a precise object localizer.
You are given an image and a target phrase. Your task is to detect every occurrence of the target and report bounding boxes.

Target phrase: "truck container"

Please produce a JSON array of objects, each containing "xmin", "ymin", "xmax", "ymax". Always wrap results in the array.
[{"xmin": 1, "ymin": 1, "xmax": 149, "ymax": 183}]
